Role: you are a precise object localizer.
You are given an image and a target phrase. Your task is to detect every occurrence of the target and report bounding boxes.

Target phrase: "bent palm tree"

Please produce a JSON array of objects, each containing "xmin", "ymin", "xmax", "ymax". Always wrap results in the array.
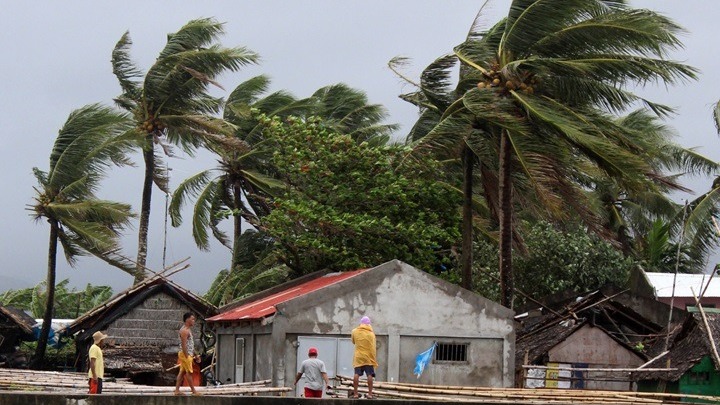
[
  {"xmin": 169, "ymin": 75, "xmax": 297, "ymax": 271},
  {"xmin": 111, "ymin": 18, "xmax": 258, "ymax": 282},
  {"xmin": 29, "ymin": 104, "xmax": 134, "ymax": 366},
  {"xmin": 170, "ymin": 79, "xmax": 397, "ymax": 275},
  {"xmin": 429, "ymin": 0, "xmax": 697, "ymax": 306}
]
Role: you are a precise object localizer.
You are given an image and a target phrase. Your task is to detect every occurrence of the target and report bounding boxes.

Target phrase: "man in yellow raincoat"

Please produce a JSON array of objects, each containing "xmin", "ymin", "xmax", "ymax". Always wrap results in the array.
[{"xmin": 351, "ymin": 316, "xmax": 378, "ymax": 398}]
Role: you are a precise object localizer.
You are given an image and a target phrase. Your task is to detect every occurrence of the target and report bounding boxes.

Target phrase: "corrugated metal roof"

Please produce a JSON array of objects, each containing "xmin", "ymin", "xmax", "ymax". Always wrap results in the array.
[
  {"xmin": 207, "ymin": 269, "xmax": 367, "ymax": 322},
  {"xmin": 644, "ymin": 272, "xmax": 720, "ymax": 298}
]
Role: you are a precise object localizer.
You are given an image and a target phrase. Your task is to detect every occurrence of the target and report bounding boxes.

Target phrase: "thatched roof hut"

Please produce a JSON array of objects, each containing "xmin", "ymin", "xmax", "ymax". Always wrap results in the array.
[
  {"xmin": 0, "ymin": 305, "xmax": 35, "ymax": 353},
  {"xmin": 633, "ymin": 311, "xmax": 720, "ymax": 382},
  {"xmin": 62, "ymin": 275, "xmax": 217, "ymax": 383}
]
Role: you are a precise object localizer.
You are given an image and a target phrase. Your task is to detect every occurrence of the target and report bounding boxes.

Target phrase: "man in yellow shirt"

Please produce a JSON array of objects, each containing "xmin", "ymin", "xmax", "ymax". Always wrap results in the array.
[
  {"xmin": 88, "ymin": 331, "xmax": 108, "ymax": 394},
  {"xmin": 351, "ymin": 316, "xmax": 378, "ymax": 399}
]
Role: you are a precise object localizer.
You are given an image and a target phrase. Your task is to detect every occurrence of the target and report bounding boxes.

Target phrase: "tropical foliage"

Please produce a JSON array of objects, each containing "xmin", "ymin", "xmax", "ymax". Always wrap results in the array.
[
  {"xmin": 410, "ymin": 0, "xmax": 702, "ymax": 307},
  {"xmin": 470, "ymin": 221, "xmax": 636, "ymax": 305},
  {"xmin": 110, "ymin": 18, "xmax": 259, "ymax": 281},
  {"xmin": 0, "ymin": 280, "xmax": 113, "ymax": 319},
  {"xmin": 259, "ymin": 115, "xmax": 461, "ymax": 276}
]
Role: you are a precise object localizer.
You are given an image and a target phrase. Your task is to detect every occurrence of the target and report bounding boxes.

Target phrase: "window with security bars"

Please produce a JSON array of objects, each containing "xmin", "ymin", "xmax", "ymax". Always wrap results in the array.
[{"xmin": 434, "ymin": 342, "xmax": 468, "ymax": 363}]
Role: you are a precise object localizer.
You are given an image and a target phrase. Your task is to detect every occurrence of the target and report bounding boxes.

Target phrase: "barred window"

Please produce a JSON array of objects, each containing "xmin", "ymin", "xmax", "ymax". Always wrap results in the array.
[{"xmin": 434, "ymin": 342, "xmax": 468, "ymax": 363}]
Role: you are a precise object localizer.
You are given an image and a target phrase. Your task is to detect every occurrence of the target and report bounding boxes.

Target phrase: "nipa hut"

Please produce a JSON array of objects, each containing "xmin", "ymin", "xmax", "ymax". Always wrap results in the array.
[
  {"xmin": 62, "ymin": 275, "xmax": 217, "ymax": 384},
  {"xmin": 633, "ymin": 309, "xmax": 720, "ymax": 397},
  {"xmin": 515, "ymin": 287, "xmax": 668, "ymax": 391},
  {"xmin": 0, "ymin": 305, "xmax": 35, "ymax": 367}
]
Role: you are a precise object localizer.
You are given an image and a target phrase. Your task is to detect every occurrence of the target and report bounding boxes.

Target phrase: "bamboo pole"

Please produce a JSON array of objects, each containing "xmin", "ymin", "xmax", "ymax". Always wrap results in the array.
[
  {"xmin": 520, "ymin": 365, "xmax": 675, "ymax": 372},
  {"xmin": 691, "ymin": 286, "xmax": 720, "ymax": 369},
  {"xmin": 636, "ymin": 350, "xmax": 669, "ymax": 369}
]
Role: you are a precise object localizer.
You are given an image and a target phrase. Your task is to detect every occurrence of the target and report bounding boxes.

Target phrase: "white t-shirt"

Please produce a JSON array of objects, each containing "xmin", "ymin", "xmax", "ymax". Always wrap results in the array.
[{"xmin": 299, "ymin": 358, "xmax": 327, "ymax": 390}]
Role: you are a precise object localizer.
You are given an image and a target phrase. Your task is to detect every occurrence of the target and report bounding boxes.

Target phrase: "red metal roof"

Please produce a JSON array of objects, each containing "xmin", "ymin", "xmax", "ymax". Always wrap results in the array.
[{"xmin": 207, "ymin": 269, "xmax": 367, "ymax": 322}]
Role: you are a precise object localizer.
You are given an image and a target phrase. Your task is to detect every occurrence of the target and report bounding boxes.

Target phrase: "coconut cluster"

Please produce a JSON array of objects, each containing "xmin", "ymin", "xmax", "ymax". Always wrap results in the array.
[
  {"xmin": 140, "ymin": 118, "xmax": 167, "ymax": 133},
  {"xmin": 476, "ymin": 68, "xmax": 537, "ymax": 95}
]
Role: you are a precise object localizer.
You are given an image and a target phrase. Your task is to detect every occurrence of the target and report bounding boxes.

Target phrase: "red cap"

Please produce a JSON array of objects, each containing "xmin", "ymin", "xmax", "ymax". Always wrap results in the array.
[{"xmin": 308, "ymin": 347, "xmax": 318, "ymax": 356}]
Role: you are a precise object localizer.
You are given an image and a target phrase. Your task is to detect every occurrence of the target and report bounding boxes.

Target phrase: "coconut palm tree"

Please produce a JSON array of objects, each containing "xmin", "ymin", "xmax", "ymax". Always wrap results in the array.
[
  {"xmin": 590, "ymin": 110, "xmax": 719, "ymax": 267},
  {"xmin": 308, "ymin": 83, "xmax": 398, "ymax": 145},
  {"xmin": 110, "ymin": 18, "xmax": 259, "ymax": 282},
  {"xmin": 29, "ymin": 104, "xmax": 134, "ymax": 366},
  {"xmin": 169, "ymin": 75, "xmax": 301, "ymax": 271},
  {"xmin": 420, "ymin": 1, "xmax": 697, "ymax": 307},
  {"xmin": 170, "ymin": 77, "xmax": 398, "ymax": 275}
]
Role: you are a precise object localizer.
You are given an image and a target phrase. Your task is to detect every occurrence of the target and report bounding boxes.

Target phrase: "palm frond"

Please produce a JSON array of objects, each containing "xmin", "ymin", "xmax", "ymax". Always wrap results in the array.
[
  {"xmin": 240, "ymin": 169, "xmax": 286, "ymax": 196},
  {"xmin": 169, "ymin": 169, "xmax": 214, "ymax": 227},
  {"xmin": 191, "ymin": 176, "xmax": 222, "ymax": 251},
  {"xmin": 111, "ymin": 31, "xmax": 143, "ymax": 103},
  {"xmin": 48, "ymin": 104, "xmax": 133, "ymax": 189}
]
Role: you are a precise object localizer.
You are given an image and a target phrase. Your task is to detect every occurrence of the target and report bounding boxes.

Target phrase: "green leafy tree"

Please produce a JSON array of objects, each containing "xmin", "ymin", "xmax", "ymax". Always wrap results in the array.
[
  {"xmin": 0, "ymin": 280, "xmax": 113, "ymax": 318},
  {"xmin": 426, "ymin": 0, "xmax": 696, "ymax": 307},
  {"xmin": 110, "ymin": 18, "xmax": 259, "ymax": 281},
  {"xmin": 172, "ymin": 79, "xmax": 397, "ymax": 281},
  {"xmin": 29, "ymin": 104, "xmax": 134, "ymax": 367},
  {"xmin": 260, "ymin": 116, "xmax": 461, "ymax": 276},
  {"xmin": 473, "ymin": 221, "xmax": 635, "ymax": 305}
]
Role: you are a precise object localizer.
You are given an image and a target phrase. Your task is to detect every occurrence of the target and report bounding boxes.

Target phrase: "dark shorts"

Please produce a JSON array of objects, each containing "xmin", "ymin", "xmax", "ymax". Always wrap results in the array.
[
  {"xmin": 88, "ymin": 378, "xmax": 103, "ymax": 394},
  {"xmin": 304, "ymin": 387, "xmax": 323, "ymax": 398},
  {"xmin": 354, "ymin": 365, "xmax": 375, "ymax": 377}
]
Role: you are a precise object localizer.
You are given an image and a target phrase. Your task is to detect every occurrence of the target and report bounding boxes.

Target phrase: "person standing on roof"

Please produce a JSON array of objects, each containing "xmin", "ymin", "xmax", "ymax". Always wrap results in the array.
[
  {"xmin": 174, "ymin": 312, "xmax": 200, "ymax": 396},
  {"xmin": 88, "ymin": 331, "xmax": 108, "ymax": 394},
  {"xmin": 294, "ymin": 347, "xmax": 331, "ymax": 398},
  {"xmin": 351, "ymin": 316, "xmax": 378, "ymax": 399}
]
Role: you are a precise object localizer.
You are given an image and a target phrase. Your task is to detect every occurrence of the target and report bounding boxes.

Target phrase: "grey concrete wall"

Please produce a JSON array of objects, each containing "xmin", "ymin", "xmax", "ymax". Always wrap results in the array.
[{"xmin": 398, "ymin": 336, "xmax": 504, "ymax": 387}]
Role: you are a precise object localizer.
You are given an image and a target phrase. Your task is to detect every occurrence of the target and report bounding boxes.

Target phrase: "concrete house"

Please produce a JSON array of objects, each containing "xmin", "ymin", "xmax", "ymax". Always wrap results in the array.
[
  {"xmin": 63, "ymin": 275, "xmax": 217, "ymax": 384},
  {"xmin": 207, "ymin": 260, "xmax": 515, "ymax": 395}
]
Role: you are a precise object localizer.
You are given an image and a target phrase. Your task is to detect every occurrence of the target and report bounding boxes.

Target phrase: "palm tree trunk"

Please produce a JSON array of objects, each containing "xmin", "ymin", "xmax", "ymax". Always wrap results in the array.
[
  {"xmin": 498, "ymin": 131, "xmax": 514, "ymax": 308},
  {"xmin": 461, "ymin": 143, "xmax": 474, "ymax": 291},
  {"xmin": 231, "ymin": 180, "xmax": 243, "ymax": 271},
  {"xmin": 135, "ymin": 141, "xmax": 154, "ymax": 283},
  {"xmin": 33, "ymin": 219, "xmax": 59, "ymax": 369}
]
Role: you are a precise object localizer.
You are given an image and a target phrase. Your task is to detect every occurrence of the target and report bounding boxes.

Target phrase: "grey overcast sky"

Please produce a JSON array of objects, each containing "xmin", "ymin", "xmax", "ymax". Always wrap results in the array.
[{"xmin": 1, "ymin": 1, "xmax": 719, "ymax": 296}]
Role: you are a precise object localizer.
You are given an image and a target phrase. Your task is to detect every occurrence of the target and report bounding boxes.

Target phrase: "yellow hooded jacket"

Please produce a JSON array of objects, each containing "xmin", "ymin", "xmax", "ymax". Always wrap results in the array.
[{"xmin": 351, "ymin": 324, "xmax": 378, "ymax": 368}]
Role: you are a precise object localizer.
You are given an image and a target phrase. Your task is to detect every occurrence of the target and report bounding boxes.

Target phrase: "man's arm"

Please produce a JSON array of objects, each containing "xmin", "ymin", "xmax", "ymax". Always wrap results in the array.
[
  {"xmin": 321, "ymin": 372, "xmax": 331, "ymax": 388},
  {"xmin": 89, "ymin": 357, "xmax": 97, "ymax": 380},
  {"xmin": 294, "ymin": 372, "xmax": 303, "ymax": 386}
]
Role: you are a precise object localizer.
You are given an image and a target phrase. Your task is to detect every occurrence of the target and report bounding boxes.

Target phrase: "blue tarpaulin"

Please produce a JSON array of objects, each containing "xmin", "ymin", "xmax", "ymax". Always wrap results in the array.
[{"xmin": 413, "ymin": 342, "xmax": 436, "ymax": 378}]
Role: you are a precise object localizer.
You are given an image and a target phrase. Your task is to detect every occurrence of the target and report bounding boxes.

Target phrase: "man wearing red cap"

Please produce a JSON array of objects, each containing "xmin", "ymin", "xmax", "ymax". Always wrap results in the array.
[{"xmin": 294, "ymin": 347, "xmax": 331, "ymax": 398}]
